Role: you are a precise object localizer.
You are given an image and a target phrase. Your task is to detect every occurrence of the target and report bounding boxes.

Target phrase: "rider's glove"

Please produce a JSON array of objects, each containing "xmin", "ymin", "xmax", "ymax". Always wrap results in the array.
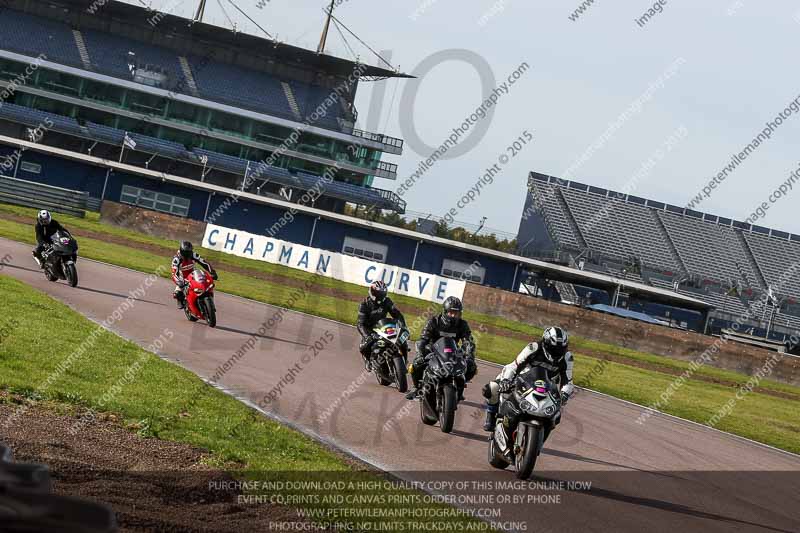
[
  {"xmin": 210, "ymin": 270, "xmax": 218, "ymax": 280},
  {"xmin": 497, "ymin": 379, "xmax": 513, "ymax": 394},
  {"xmin": 560, "ymin": 383, "xmax": 575, "ymax": 402}
]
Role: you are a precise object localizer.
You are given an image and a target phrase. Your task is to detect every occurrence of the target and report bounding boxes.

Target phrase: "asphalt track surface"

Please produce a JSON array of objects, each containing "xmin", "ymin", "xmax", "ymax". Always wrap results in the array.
[{"xmin": 2, "ymin": 238, "xmax": 799, "ymax": 533}]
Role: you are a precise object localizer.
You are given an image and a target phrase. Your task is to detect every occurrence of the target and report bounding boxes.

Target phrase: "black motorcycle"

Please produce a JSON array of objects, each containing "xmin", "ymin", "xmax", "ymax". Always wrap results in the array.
[
  {"xmin": 369, "ymin": 319, "xmax": 410, "ymax": 393},
  {"xmin": 419, "ymin": 337, "xmax": 466, "ymax": 433},
  {"xmin": 488, "ymin": 366, "xmax": 565, "ymax": 479},
  {"xmin": 39, "ymin": 230, "xmax": 79, "ymax": 287}
]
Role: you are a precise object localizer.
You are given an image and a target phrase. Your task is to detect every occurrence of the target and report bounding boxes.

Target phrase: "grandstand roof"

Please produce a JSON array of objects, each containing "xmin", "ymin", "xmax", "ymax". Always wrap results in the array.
[{"xmin": 16, "ymin": 0, "xmax": 412, "ymax": 80}]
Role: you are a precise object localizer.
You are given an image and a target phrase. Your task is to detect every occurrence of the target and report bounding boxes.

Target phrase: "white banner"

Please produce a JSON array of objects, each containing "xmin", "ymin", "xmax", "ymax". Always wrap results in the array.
[{"xmin": 203, "ymin": 224, "xmax": 466, "ymax": 303}]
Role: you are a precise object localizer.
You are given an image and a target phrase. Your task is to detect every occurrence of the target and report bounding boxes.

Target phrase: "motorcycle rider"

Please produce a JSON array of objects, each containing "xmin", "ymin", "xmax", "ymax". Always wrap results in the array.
[
  {"xmin": 32, "ymin": 210, "xmax": 71, "ymax": 267},
  {"xmin": 405, "ymin": 296, "xmax": 477, "ymax": 401},
  {"xmin": 171, "ymin": 240, "xmax": 217, "ymax": 309},
  {"xmin": 481, "ymin": 326, "xmax": 575, "ymax": 432},
  {"xmin": 357, "ymin": 280, "xmax": 409, "ymax": 364}
]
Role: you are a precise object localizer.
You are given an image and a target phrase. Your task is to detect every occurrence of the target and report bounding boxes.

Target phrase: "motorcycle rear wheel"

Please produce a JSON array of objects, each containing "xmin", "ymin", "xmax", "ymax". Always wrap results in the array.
[
  {"xmin": 374, "ymin": 359, "xmax": 391, "ymax": 386},
  {"xmin": 420, "ymin": 387, "xmax": 437, "ymax": 426},
  {"xmin": 488, "ymin": 436, "xmax": 510, "ymax": 470},
  {"xmin": 184, "ymin": 305, "xmax": 198, "ymax": 322}
]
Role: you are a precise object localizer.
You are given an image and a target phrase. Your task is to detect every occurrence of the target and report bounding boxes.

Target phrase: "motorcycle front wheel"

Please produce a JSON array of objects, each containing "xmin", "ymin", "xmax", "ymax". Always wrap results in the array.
[
  {"xmin": 393, "ymin": 356, "xmax": 408, "ymax": 393},
  {"xmin": 515, "ymin": 424, "xmax": 541, "ymax": 480},
  {"xmin": 203, "ymin": 296, "xmax": 217, "ymax": 328},
  {"xmin": 64, "ymin": 262, "xmax": 78, "ymax": 287},
  {"xmin": 439, "ymin": 383, "xmax": 456, "ymax": 433}
]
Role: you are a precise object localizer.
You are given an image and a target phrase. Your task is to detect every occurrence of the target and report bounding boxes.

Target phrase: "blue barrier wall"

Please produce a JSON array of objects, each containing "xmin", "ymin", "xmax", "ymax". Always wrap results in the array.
[
  {"xmin": 3, "ymin": 149, "xmax": 522, "ymax": 291},
  {"xmin": 4, "ymin": 149, "xmax": 107, "ymax": 197}
]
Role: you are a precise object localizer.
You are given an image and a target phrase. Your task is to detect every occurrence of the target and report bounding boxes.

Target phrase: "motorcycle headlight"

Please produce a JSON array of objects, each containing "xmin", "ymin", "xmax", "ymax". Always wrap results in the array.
[
  {"xmin": 544, "ymin": 405, "xmax": 556, "ymax": 416},
  {"xmin": 519, "ymin": 399, "xmax": 533, "ymax": 412},
  {"xmin": 377, "ymin": 340, "xmax": 385, "ymax": 347},
  {"xmin": 194, "ymin": 288, "xmax": 203, "ymax": 293}
]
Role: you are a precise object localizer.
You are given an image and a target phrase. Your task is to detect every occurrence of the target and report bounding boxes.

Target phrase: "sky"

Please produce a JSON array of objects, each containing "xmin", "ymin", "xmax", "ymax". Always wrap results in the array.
[{"xmin": 121, "ymin": 0, "xmax": 800, "ymax": 236}]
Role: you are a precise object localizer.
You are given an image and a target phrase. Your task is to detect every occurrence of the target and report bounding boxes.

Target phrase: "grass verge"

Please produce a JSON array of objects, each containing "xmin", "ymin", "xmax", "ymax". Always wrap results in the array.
[
  {"xmin": 0, "ymin": 203, "xmax": 798, "ymax": 454},
  {"xmin": 0, "ymin": 274, "xmax": 492, "ymax": 532}
]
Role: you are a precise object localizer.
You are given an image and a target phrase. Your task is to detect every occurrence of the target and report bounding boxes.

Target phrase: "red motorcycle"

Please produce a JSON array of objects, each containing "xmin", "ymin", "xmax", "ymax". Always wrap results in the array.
[{"xmin": 183, "ymin": 270, "xmax": 217, "ymax": 327}]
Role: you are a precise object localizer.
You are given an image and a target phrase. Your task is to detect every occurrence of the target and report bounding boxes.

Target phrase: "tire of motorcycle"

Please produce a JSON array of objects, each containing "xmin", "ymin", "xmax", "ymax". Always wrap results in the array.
[
  {"xmin": 203, "ymin": 297, "xmax": 217, "ymax": 328},
  {"xmin": 393, "ymin": 356, "xmax": 408, "ymax": 393},
  {"xmin": 65, "ymin": 262, "xmax": 78, "ymax": 288},
  {"xmin": 374, "ymin": 358, "xmax": 391, "ymax": 386},
  {"xmin": 184, "ymin": 305, "xmax": 198, "ymax": 322},
  {"xmin": 488, "ymin": 435, "xmax": 510, "ymax": 470},
  {"xmin": 515, "ymin": 424, "xmax": 541, "ymax": 480},
  {"xmin": 439, "ymin": 383, "xmax": 457, "ymax": 433},
  {"xmin": 420, "ymin": 389, "xmax": 437, "ymax": 426}
]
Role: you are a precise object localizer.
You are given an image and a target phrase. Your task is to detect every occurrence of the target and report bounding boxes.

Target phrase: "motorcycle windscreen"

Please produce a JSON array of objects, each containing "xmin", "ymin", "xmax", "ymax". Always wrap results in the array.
[
  {"xmin": 375, "ymin": 318, "xmax": 398, "ymax": 338},
  {"xmin": 516, "ymin": 366, "xmax": 553, "ymax": 395},
  {"xmin": 432, "ymin": 337, "xmax": 459, "ymax": 360}
]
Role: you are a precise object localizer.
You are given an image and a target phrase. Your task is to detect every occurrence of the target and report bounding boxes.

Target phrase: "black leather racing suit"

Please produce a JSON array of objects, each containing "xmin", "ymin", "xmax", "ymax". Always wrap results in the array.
[
  {"xmin": 410, "ymin": 314, "xmax": 477, "ymax": 390},
  {"xmin": 357, "ymin": 297, "xmax": 407, "ymax": 359},
  {"xmin": 33, "ymin": 219, "xmax": 70, "ymax": 259}
]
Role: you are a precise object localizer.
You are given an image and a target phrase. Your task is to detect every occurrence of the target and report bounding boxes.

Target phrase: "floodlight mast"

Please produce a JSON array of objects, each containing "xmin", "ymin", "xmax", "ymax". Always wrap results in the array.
[
  {"xmin": 318, "ymin": 0, "xmax": 336, "ymax": 54},
  {"xmin": 194, "ymin": 0, "xmax": 206, "ymax": 22}
]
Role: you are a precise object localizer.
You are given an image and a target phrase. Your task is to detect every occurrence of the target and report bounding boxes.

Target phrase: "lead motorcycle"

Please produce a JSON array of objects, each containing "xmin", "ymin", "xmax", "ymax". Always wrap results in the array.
[
  {"xmin": 488, "ymin": 367, "xmax": 565, "ymax": 479},
  {"xmin": 182, "ymin": 270, "xmax": 217, "ymax": 327},
  {"xmin": 37, "ymin": 230, "xmax": 79, "ymax": 287},
  {"xmin": 368, "ymin": 319, "xmax": 410, "ymax": 393},
  {"xmin": 418, "ymin": 337, "xmax": 466, "ymax": 433}
]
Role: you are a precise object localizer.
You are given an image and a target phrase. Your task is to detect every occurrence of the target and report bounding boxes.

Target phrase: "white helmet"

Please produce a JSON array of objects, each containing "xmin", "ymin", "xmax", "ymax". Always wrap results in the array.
[
  {"xmin": 37, "ymin": 209, "xmax": 52, "ymax": 226},
  {"xmin": 541, "ymin": 326, "xmax": 569, "ymax": 362}
]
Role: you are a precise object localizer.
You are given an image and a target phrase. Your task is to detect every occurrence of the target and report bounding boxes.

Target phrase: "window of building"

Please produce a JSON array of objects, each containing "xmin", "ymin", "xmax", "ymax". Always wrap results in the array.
[
  {"xmin": 441, "ymin": 259, "xmax": 485, "ymax": 284},
  {"xmin": 120, "ymin": 185, "xmax": 190, "ymax": 217},
  {"xmin": 342, "ymin": 236, "xmax": 387, "ymax": 263},
  {"xmin": 19, "ymin": 161, "xmax": 41, "ymax": 174}
]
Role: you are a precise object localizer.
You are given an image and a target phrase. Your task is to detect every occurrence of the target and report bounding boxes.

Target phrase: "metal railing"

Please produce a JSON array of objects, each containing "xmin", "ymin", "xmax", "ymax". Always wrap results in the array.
[
  {"xmin": 351, "ymin": 129, "xmax": 404, "ymax": 153},
  {"xmin": 0, "ymin": 175, "xmax": 88, "ymax": 218}
]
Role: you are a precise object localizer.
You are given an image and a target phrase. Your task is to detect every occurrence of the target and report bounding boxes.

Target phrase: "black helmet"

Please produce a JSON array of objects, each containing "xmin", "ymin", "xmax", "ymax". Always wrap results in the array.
[
  {"xmin": 442, "ymin": 296, "xmax": 463, "ymax": 327},
  {"xmin": 179, "ymin": 240, "xmax": 194, "ymax": 259},
  {"xmin": 541, "ymin": 326, "xmax": 569, "ymax": 362},
  {"xmin": 369, "ymin": 280, "xmax": 388, "ymax": 303}
]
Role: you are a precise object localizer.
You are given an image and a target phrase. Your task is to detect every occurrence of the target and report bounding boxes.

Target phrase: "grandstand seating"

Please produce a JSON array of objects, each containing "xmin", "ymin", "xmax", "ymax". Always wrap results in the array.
[
  {"xmin": 0, "ymin": 11, "xmax": 82, "ymax": 67},
  {"xmin": 559, "ymin": 187, "xmax": 680, "ymax": 273},
  {"xmin": 525, "ymin": 173, "xmax": 800, "ymax": 327},
  {"xmin": 0, "ymin": 9, "xmax": 350, "ymax": 131},
  {"xmin": 743, "ymin": 232, "xmax": 800, "ymax": 297},
  {"xmin": 0, "ymin": 102, "xmax": 404, "ymax": 211}
]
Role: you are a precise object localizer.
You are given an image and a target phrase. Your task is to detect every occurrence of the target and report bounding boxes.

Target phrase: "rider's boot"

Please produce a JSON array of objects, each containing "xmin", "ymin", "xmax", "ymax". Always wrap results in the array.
[
  {"xmin": 405, "ymin": 374, "xmax": 421, "ymax": 400},
  {"xmin": 483, "ymin": 404, "xmax": 498, "ymax": 432}
]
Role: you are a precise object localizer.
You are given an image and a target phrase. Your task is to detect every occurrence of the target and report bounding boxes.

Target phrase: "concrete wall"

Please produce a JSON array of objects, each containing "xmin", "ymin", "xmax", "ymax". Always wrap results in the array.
[
  {"xmin": 463, "ymin": 282, "xmax": 800, "ymax": 386},
  {"xmin": 100, "ymin": 201, "xmax": 206, "ymax": 243}
]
